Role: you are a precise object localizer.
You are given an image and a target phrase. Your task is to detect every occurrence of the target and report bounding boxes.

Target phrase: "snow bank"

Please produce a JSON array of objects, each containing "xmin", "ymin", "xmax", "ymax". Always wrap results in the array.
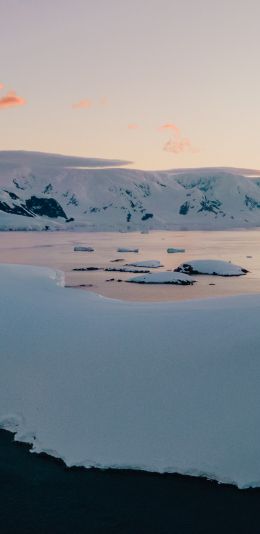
[
  {"xmin": 128, "ymin": 272, "xmax": 194, "ymax": 285},
  {"xmin": 1, "ymin": 264, "xmax": 260, "ymax": 489},
  {"xmin": 175, "ymin": 259, "xmax": 248, "ymax": 276},
  {"xmin": 126, "ymin": 260, "xmax": 162, "ymax": 268}
]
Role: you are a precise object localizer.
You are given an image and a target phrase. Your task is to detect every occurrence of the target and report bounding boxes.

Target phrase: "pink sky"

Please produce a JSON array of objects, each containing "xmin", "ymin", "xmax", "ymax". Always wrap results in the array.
[{"xmin": 1, "ymin": 0, "xmax": 260, "ymax": 170}]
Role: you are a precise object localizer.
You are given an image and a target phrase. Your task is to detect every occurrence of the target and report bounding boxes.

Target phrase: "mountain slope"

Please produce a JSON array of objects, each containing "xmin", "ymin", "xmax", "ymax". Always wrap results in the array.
[{"xmin": 1, "ymin": 151, "xmax": 260, "ymax": 230}]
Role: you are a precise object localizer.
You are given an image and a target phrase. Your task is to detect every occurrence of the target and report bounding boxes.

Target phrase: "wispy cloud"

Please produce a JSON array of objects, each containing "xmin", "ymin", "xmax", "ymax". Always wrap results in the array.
[
  {"xmin": 0, "ymin": 91, "xmax": 26, "ymax": 109},
  {"xmin": 72, "ymin": 97, "xmax": 110, "ymax": 109},
  {"xmin": 127, "ymin": 123, "xmax": 139, "ymax": 130},
  {"xmin": 72, "ymin": 98, "xmax": 92, "ymax": 109},
  {"xmin": 159, "ymin": 123, "xmax": 179, "ymax": 135}
]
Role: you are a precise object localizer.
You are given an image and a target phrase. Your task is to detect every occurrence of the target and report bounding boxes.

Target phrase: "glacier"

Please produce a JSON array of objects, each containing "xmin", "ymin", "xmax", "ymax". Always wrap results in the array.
[{"xmin": 1, "ymin": 264, "xmax": 260, "ymax": 488}]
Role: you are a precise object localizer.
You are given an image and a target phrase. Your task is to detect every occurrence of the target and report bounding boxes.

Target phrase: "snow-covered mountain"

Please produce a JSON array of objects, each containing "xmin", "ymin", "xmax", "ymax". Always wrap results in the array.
[{"xmin": 1, "ymin": 151, "xmax": 260, "ymax": 231}]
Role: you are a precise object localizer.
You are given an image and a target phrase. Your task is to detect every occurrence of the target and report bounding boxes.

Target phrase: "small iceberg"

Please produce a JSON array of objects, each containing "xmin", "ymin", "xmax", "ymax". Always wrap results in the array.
[
  {"xmin": 167, "ymin": 248, "xmax": 185, "ymax": 253},
  {"xmin": 117, "ymin": 247, "xmax": 139, "ymax": 253},
  {"xmin": 175, "ymin": 259, "xmax": 248, "ymax": 277},
  {"xmin": 74, "ymin": 246, "xmax": 94, "ymax": 252},
  {"xmin": 126, "ymin": 260, "xmax": 162, "ymax": 268},
  {"xmin": 128, "ymin": 272, "xmax": 195, "ymax": 285}
]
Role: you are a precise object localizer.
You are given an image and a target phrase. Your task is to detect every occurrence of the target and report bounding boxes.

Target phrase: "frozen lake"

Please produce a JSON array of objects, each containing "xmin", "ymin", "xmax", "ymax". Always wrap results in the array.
[{"xmin": 0, "ymin": 230, "xmax": 260, "ymax": 301}]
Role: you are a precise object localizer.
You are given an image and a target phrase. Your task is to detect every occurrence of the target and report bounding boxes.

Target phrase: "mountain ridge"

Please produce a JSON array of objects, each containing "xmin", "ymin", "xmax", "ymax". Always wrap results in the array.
[{"xmin": 1, "ymin": 151, "xmax": 260, "ymax": 231}]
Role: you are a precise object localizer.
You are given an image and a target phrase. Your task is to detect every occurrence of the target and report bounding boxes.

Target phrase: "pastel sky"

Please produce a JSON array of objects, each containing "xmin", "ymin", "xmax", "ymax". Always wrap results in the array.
[{"xmin": 1, "ymin": 0, "xmax": 260, "ymax": 170}]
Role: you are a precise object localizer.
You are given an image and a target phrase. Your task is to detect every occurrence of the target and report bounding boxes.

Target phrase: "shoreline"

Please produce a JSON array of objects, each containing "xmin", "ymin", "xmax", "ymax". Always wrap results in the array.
[{"xmin": 1, "ymin": 428, "xmax": 260, "ymax": 533}]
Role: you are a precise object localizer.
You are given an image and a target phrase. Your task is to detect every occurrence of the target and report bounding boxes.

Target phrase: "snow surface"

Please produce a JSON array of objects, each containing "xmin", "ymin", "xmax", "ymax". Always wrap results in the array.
[
  {"xmin": 128, "ymin": 272, "xmax": 194, "ymax": 285},
  {"xmin": 126, "ymin": 260, "xmax": 162, "ymax": 268},
  {"xmin": 175, "ymin": 260, "xmax": 248, "ymax": 276},
  {"xmin": 1, "ymin": 264, "xmax": 260, "ymax": 489}
]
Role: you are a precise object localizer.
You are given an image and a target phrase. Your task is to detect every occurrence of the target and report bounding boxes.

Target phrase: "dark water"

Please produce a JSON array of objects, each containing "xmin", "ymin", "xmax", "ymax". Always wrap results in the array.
[{"xmin": 1, "ymin": 430, "xmax": 260, "ymax": 534}]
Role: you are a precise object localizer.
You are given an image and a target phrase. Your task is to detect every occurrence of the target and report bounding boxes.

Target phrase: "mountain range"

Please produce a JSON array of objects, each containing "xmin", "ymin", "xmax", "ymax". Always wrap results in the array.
[{"xmin": 1, "ymin": 151, "xmax": 260, "ymax": 231}]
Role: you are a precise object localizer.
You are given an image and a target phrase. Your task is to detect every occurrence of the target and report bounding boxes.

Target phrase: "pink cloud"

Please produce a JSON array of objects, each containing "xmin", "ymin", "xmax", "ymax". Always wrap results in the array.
[
  {"xmin": 159, "ymin": 123, "xmax": 179, "ymax": 135},
  {"xmin": 72, "ymin": 99, "xmax": 92, "ymax": 109},
  {"xmin": 128, "ymin": 123, "xmax": 139, "ymax": 130},
  {"xmin": 0, "ymin": 91, "xmax": 26, "ymax": 109},
  {"xmin": 0, "ymin": 83, "xmax": 4, "ymax": 90},
  {"xmin": 160, "ymin": 122, "xmax": 198, "ymax": 154}
]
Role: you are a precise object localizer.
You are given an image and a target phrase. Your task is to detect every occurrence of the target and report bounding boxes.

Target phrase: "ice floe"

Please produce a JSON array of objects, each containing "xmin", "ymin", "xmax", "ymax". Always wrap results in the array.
[
  {"xmin": 175, "ymin": 259, "xmax": 248, "ymax": 276},
  {"xmin": 128, "ymin": 272, "xmax": 194, "ymax": 285},
  {"xmin": 126, "ymin": 260, "xmax": 162, "ymax": 268}
]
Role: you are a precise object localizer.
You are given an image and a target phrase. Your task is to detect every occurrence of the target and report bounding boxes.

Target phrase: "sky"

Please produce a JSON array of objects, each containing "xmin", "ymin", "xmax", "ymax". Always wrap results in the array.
[{"xmin": 1, "ymin": 0, "xmax": 260, "ymax": 170}]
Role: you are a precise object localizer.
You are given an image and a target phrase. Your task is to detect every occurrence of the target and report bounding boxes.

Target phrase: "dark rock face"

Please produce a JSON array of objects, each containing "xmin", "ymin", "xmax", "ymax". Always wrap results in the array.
[
  {"xmin": 0, "ymin": 192, "xmax": 69, "ymax": 220},
  {"xmin": 179, "ymin": 201, "xmax": 190, "ymax": 215},
  {"xmin": 43, "ymin": 184, "xmax": 53, "ymax": 194},
  {"xmin": 141, "ymin": 213, "xmax": 153, "ymax": 221},
  {"xmin": 244, "ymin": 195, "xmax": 260, "ymax": 210},
  {"xmin": 5, "ymin": 191, "xmax": 20, "ymax": 200},
  {"xmin": 198, "ymin": 197, "xmax": 222, "ymax": 214},
  {"xmin": 25, "ymin": 196, "xmax": 68, "ymax": 219},
  {"xmin": 0, "ymin": 200, "xmax": 33, "ymax": 217}
]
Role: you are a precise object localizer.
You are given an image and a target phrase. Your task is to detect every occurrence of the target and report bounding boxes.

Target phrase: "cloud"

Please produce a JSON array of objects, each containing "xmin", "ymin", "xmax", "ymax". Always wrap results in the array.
[
  {"xmin": 159, "ymin": 123, "xmax": 179, "ymax": 135},
  {"xmin": 72, "ymin": 99, "xmax": 92, "ymax": 109},
  {"xmin": 163, "ymin": 137, "xmax": 194, "ymax": 154},
  {"xmin": 0, "ymin": 91, "xmax": 26, "ymax": 109},
  {"xmin": 160, "ymin": 122, "xmax": 198, "ymax": 154},
  {"xmin": 0, "ymin": 83, "xmax": 4, "ymax": 90},
  {"xmin": 127, "ymin": 123, "xmax": 139, "ymax": 130}
]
